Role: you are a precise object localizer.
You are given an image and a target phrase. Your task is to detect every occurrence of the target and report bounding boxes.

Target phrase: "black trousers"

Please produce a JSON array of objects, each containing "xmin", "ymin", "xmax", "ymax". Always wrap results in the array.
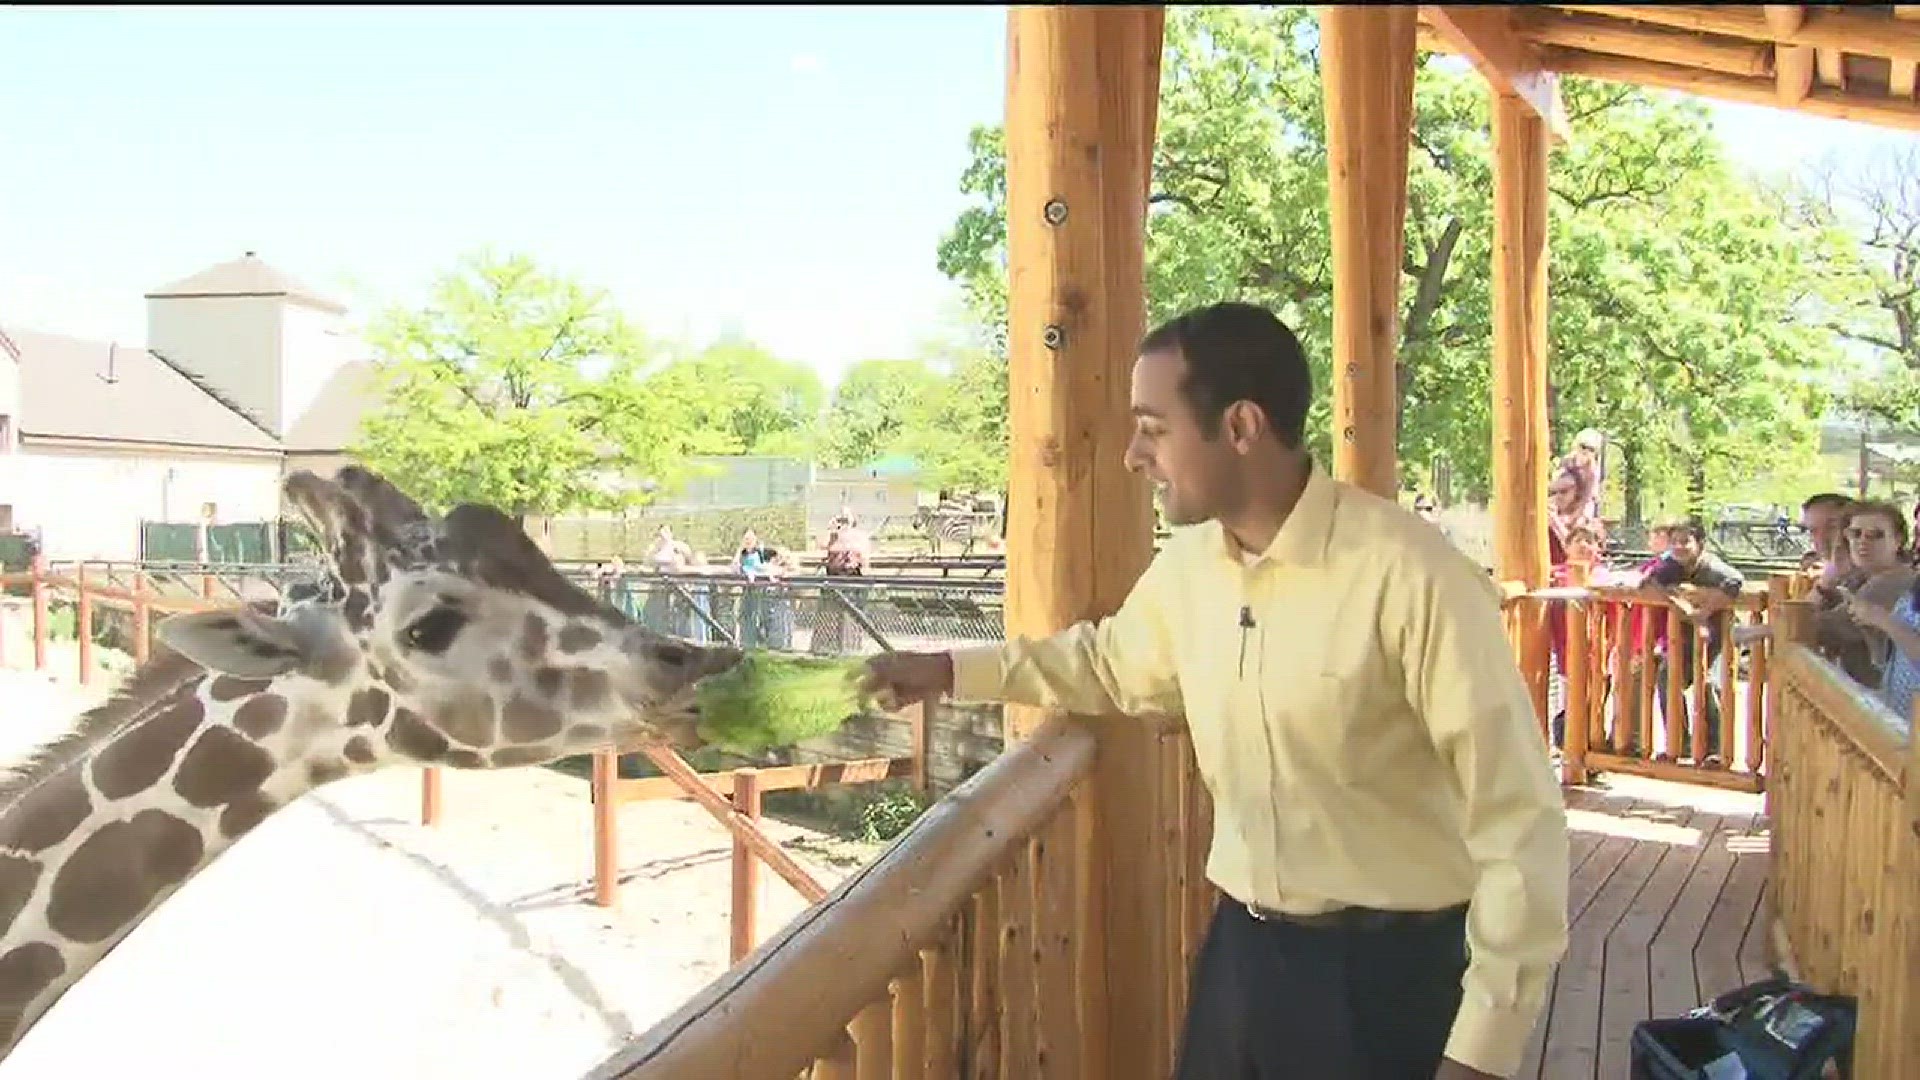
[{"xmin": 1174, "ymin": 898, "xmax": 1469, "ymax": 1080}]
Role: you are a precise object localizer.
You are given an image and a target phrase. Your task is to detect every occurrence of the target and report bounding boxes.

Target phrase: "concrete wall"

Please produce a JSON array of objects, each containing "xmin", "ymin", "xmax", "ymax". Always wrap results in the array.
[{"xmin": 1, "ymin": 442, "xmax": 283, "ymax": 560}]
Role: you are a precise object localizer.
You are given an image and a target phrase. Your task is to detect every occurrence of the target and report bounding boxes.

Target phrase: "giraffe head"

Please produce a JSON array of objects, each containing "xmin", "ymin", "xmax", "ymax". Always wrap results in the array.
[{"xmin": 151, "ymin": 466, "xmax": 743, "ymax": 771}]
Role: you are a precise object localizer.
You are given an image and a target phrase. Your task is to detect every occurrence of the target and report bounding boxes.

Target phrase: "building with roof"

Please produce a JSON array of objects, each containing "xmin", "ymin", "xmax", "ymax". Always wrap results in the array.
[{"xmin": 0, "ymin": 253, "xmax": 380, "ymax": 559}]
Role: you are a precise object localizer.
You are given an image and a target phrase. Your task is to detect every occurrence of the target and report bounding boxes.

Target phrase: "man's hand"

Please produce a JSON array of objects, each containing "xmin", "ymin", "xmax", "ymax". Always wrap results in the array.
[
  {"xmin": 1435, "ymin": 1058, "xmax": 1501, "ymax": 1080},
  {"xmin": 859, "ymin": 651, "xmax": 956, "ymax": 711}
]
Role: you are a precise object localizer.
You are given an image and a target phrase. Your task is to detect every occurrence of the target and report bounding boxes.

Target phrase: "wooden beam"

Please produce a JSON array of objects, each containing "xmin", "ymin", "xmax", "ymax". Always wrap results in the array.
[
  {"xmin": 1557, "ymin": 5, "xmax": 1920, "ymax": 64},
  {"xmin": 1322, "ymin": 6, "xmax": 1417, "ymax": 498},
  {"xmin": 1894, "ymin": 7, "xmax": 1920, "ymax": 99},
  {"xmin": 1422, "ymin": 6, "xmax": 1573, "ymax": 141},
  {"xmin": 1525, "ymin": 10, "xmax": 1774, "ymax": 78},
  {"xmin": 1542, "ymin": 48, "xmax": 1920, "ymax": 132},
  {"xmin": 1004, "ymin": 9, "xmax": 1168, "ymax": 1080},
  {"xmin": 1491, "ymin": 94, "xmax": 1552, "ymax": 588}
]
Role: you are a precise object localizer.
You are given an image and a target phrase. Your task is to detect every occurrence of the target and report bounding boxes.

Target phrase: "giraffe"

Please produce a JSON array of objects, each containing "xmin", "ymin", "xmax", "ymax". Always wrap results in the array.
[{"xmin": 0, "ymin": 466, "xmax": 743, "ymax": 1059}]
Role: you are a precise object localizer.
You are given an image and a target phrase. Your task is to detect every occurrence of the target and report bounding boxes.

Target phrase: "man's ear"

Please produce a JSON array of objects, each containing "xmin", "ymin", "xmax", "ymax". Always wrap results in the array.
[{"xmin": 155, "ymin": 606, "xmax": 315, "ymax": 679}]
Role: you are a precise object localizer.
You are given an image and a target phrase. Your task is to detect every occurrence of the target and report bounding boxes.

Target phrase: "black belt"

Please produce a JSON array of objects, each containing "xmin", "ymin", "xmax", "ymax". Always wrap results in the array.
[{"xmin": 1241, "ymin": 899, "xmax": 1468, "ymax": 931}]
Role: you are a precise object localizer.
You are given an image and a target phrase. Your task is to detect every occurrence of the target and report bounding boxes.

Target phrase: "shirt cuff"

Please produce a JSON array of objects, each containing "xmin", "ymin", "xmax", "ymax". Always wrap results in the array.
[
  {"xmin": 1443, "ymin": 996, "xmax": 1540, "ymax": 1079},
  {"xmin": 948, "ymin": 645, "xmax": 1006, "ymax": 702}
]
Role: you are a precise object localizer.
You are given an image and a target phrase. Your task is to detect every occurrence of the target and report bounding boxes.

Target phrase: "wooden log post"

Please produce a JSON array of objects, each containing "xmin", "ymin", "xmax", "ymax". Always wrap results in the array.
[
  {"xmin": 75, "ymin": 562, "xmax": 93, "ymax": 685},
  {"xmin": 1321, "ymin": 5, "xmax": 1416, "ymax": 498},
  {"xmin": 1003, "ymin": 7, "xmax": 1163, "ymax": 1077},
  {"xmin": 593, "ymin": 748, "xmax": 619, "ymax": 908},
  {"xmin": 30, "ymin": 555, "xmax": 48, "ymax": 673},
  {"xmin": 420, "ymin": 768, "xmax": 442, "ymax": 828},
  {"xmin": 1491, "ymin": 89, "xmax": 1556, "ymax": 723},
  {"xmin": 729, "ymin": 767, "xmax": 762, "ymax": 964}
]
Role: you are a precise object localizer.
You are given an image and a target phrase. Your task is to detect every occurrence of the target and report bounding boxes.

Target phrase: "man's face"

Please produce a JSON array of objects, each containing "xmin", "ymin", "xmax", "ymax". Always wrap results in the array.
[
  {"xmin": 1670, "ymin": 530, "xmax": 1703, "ymax": 567},
  {"xmin": 1802, "ymin": 503, "xmax": 1846, "ymax": 559},
  {"xmin": 1549, "ymin": 477, "xmax": 1580, "ymax": 515},
  {"xmin": 1123, "ymin": 349, "xmax": 1241, "ymax": 527},
  {"xmin": 1648, "ymin": 529, "xmax": 1670, "ymax": 555}
]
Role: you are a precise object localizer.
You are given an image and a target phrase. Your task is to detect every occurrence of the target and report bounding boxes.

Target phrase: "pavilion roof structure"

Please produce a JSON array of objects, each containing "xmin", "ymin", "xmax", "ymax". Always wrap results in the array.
[{"xmin": 1417, "ymin": 4, "xmax": 1920, "ymax": 133}]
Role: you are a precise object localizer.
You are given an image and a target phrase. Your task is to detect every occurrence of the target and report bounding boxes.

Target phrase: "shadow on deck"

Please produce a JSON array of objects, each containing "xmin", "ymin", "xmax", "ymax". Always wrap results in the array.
[{"xmin": 1519, "ymin": 775, "xmax": 1774, "ymax": 1079}]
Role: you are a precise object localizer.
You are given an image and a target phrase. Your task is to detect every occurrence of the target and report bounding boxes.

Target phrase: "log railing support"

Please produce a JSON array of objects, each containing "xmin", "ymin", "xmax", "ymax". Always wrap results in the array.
[
  {"xmin": 1321, "ymin": 5, "xmax": 1417, "ymax": 498},
  {"xmin": 1491, "ymin": 89, "xmax": 1556, "ymax": 717},
  {"xmin": 1004, "ymin": 6, "xmax": 1164, "ymax": 1077}
]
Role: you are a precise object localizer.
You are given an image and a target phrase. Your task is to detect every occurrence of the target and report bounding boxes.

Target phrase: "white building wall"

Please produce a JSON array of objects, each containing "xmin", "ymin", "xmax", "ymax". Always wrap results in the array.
[
  {"xmin": 280, "ymin": 303, "xmax": 356, "ymax": 438},
  {"xmin": 1, "ymin": 443, "xmax": 283, "ymax": 560},
  {"xmin": 147, "ymin": 295, "xmax": 283, "ymax": 433}
]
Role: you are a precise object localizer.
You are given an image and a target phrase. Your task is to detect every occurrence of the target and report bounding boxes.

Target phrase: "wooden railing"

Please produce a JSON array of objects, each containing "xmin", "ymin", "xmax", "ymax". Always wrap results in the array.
[
  {"xmin": 584, "ymin": 717, "xmax": 1217, "ymax": 1080},
  {"xmin": 1768, "ymin": 602, "xmax": 1919, "ymax": 1078},
  {"xmin": 1502, "ymin": 577, "xmax": 1779, "ymax": 790}
]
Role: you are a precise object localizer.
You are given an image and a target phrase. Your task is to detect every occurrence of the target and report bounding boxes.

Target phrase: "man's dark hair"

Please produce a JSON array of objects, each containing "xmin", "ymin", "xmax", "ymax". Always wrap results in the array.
[
  {"xmin": 1802, "ymin": 492, "xmax": 1852, "ymax": 513},
  {"xmin": 1138, "ymin": 302, "xmax": 1312, "ymax": 449},
  {"xmin": 1668, "ymin": 519, "xmax": 1708, "ymax": 544}
]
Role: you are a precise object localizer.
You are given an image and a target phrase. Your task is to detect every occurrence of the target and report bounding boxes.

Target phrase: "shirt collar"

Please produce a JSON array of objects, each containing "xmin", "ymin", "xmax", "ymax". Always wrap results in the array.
[{"xmin": 1211, "ymin": 457, "xmax": 1339, "ymax": 569}]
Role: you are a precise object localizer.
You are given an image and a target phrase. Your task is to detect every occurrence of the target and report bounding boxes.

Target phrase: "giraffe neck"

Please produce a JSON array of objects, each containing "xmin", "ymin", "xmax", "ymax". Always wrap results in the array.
[{"xmin": 0, "ymin": 667, "xmax": 357, "ymax": 1058}]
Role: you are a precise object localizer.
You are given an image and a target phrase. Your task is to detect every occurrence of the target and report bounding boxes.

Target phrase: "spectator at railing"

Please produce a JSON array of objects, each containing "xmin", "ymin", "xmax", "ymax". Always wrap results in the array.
[
  {"xmin": 1811, "ymin": 500, "xmax": 1915, "ymax": 688},
  {"xmin": 1838, "ymin": 572, "xmax": 1920, "ymax": 737},
  {"xmin": 733, "ymin": 528, "xmax": 795, "ymax": 648},
  {"xmin": 1555, "ymin": 428, "xmax": 1606, "ymax": 523},
  {"xmin": 1636, "ymin": 520, "xmax": 1743, "ymax": 766},
  {"xmin": 1799, "ymin": 492, "xmax": 1855, "ymax": 581}
]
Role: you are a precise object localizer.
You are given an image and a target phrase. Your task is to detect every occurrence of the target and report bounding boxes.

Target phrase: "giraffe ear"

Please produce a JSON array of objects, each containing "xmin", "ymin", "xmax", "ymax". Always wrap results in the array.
[{"xmin": 156, "ymin": 607, "xmax": 317, "ymax": 679}]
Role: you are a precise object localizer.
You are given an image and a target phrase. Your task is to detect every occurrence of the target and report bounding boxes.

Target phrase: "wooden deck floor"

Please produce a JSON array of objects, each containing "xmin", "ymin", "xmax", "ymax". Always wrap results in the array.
[{"xmin": 1514, "ymin": 774, "xmax": 1775, "ymax": 1079}]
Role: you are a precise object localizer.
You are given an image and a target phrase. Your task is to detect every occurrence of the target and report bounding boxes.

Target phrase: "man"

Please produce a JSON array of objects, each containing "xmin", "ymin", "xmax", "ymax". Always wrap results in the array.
[
  {"xmin": 1555, "ymin": 428, "xmax": 1606, "ymax": 522},
  {"xmin": 862, "ymin": 302, "xmax": 1569, "ymax": 1079},
  {"xmin": 1800, "ymin": 492, "xmax": 1854, "ymax": 581},
  {"xmin": 1639, "ymin": 520, "xmax": 1745, "ymax": 765}
]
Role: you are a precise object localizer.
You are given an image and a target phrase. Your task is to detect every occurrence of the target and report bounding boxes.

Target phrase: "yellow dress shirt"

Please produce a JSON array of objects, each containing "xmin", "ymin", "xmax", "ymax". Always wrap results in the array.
[{"xmin": 949, "ymin": 462, "xmax": 1569, "ymax": 1078}]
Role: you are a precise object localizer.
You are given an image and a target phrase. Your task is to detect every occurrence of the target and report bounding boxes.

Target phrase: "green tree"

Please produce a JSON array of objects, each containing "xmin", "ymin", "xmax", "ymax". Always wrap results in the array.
[
  {"xmin": 352, "ymin": 252, "xmax": 729, "ymax": 520},
  {"xmin": 818, "ymin": 358, "xmax": 946, "ymax": 468},
  {"xmin": 935, "ymin": 6, "xmax": 1842, "ymax": 520},
  {"xmin": 653, "ymin": 337, "xmax": 826, "ymax": 458}
]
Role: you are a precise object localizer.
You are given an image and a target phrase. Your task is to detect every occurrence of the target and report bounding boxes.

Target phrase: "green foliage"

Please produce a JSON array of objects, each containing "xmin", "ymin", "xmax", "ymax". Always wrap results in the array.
[
  {"xmin": 352, "ymin": 252, "xmax": 732, "ymax": 518},
  {"xmin": 543, "ymin": 504, "xmax": 807, "ymax": 561},
  {"xmin": 652, "ymin": 337, "xmax": 826, "ymax": 457},
  {"xmin": 694, "ymin": 652, "xmax": 865, "ymax": 754},
  {"xmin": 932, "ymin": 7, "xmax": 1846, "ymax": 515},
  {"xmin": 818, "ymin": 359, "xmax": 946, "ymax": 468}
]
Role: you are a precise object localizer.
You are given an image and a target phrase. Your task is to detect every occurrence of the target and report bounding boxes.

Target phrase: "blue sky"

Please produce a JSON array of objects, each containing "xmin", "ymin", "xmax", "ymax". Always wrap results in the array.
[{"xmin": 2, "ymin": 6, "xmax": 1914, "ymax": 390}]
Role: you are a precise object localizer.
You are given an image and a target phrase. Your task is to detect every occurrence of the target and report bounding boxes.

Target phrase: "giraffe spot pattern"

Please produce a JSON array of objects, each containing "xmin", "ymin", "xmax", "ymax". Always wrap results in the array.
[
  {"xmin": 231, "ymin": 695, "xmax": 288, "ymax": 740},
  {"xmin": 343, "ymin": 736, "xmax": 377, "ymax": 764},
  {"xmin": 387, "ymin": 708, "xmax": 450, "ymax": 761},
  {"xmin": 534, "ymin": 667, "xmax": 565, "ymax": 697},
  {"xmin": 209, "ymin": 676, "xmax": 274, "ymax": 702},
  {"xmin": 519, "ymin": 614, "xmax": 550, "ymax": 662},
  {"xmin": 431, "ymin": 697, "xmax": 496, "ymax": 747},
  {"xmin": 572, "ymin": 724, "xmax": 609, "ymax": 744},
  {"xmin": 569, "ymin": 669, "xmax": 611, "ymax": 711},
  {"xmin": 0, "ymin": 943, "xmax": 65, "ymax": 1047},
  {"xmin": 491, "ymin": 745, "xmax": 556, "ymax": 768},
  {"xmin": 0, "ymin": 770, "xmax": 91, "ymax": 854},
  {"xmin": 308, "ymin": 762, "xmax": 349, "ymax": 788},
  {"xmin": 173, "ymin": 728, "xmax": 276, "ymax": 808},
  {"xmin": 557, "ymin": 624, "xmax": 601, "ymax": 653},
  {"xmin": 218, "ymin": 791, "xmax": 279, "ymax": 839},
  {"xmin": 0, "ymin": 855, "xmax": 42, "ymax": 939},
  {"xmin": 501, "ymin": 695, "xmax": 564, "ymax": 742},
  {"xmin": 90, "ymin": 689, "xmax": 205, "ymax": 801},
  {"xmin": 488, "ymin": 658, "xmax": 514, "ymax": 683},
  {"xmin": 48, "ymin": 809, "xmax": 203, "ymax": 943},
  {"xmin": 346, "ymin": 687, "xmax": 391, "ymax": 728},
  {"xmin": 444, "ymin": 749, "xmax": 487, "ymax": 769}
]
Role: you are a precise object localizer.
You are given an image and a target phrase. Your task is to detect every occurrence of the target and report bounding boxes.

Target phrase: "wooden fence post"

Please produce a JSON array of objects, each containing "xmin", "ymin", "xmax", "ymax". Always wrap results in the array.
[
  {"xmin": 132, "ymin": 571, "xmax": 151, "ymax": 665},
  {"xmin": 30, "ymin": 555, "xmax": 47, "ymax": 672},
  {"xmin": 75, "ymin": 561, "xmax": 92, "ymax": 685},
  {"xmin": 593, "ymin": 749, "xmax": 619, "ymax": 908},
  {"xmin": 419, "ymin": 768, "xmax": 442, "ymax": 828},
  {"xmin": 729, "ymin": 767, "xmax": 762, "ymax": 964}
]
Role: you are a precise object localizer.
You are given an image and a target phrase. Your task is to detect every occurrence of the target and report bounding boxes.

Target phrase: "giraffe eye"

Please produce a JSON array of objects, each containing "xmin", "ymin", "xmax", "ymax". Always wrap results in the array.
[{"xmin": 403, "ymin": 607, "xmax": 469, "ymax": 655}]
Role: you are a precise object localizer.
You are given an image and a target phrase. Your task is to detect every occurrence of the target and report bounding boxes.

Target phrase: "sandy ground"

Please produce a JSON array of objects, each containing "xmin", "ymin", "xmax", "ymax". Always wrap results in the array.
[{"xmin": 0, "ymin": 634, "xmax": 887, "ymax": 1080}]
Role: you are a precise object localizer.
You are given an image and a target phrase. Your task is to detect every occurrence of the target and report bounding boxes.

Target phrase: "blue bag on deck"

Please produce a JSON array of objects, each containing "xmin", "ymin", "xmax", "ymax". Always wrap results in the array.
[{"xmin": 1630, "ymin": 974, "xmax": 1856, "ymax": 1080}]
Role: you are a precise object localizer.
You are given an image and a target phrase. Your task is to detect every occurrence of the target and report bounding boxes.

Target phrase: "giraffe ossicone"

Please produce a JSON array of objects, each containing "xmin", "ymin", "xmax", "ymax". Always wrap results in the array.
[{"xmin": 0, "ymin": 466, "xmax": 744, "ymax": 1058}]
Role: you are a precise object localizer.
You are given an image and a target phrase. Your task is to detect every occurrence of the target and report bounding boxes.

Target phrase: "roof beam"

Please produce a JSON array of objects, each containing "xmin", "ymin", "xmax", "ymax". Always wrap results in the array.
[
  {"xmin": 1541, "ymin": 47, "xmax": 1920, "ymax": 132},
  {"xmin": 1525, "ymin": 10, "xmax": 1773, "ymax": 78},
  {"xmin": 1557, "ymin": 5, "xmax": 1920, "ymax": 64},
  {"xmin": 1894, "ymin": 7, "xmax": 1920, "ymax": 99},
  {"xmin": 1420, "ymin": 6, "xmax": 1572, "ymax": 142},
  {"xmin": 1764, "ymin": 5, "xmax": 1815, "ymax": 107}
]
